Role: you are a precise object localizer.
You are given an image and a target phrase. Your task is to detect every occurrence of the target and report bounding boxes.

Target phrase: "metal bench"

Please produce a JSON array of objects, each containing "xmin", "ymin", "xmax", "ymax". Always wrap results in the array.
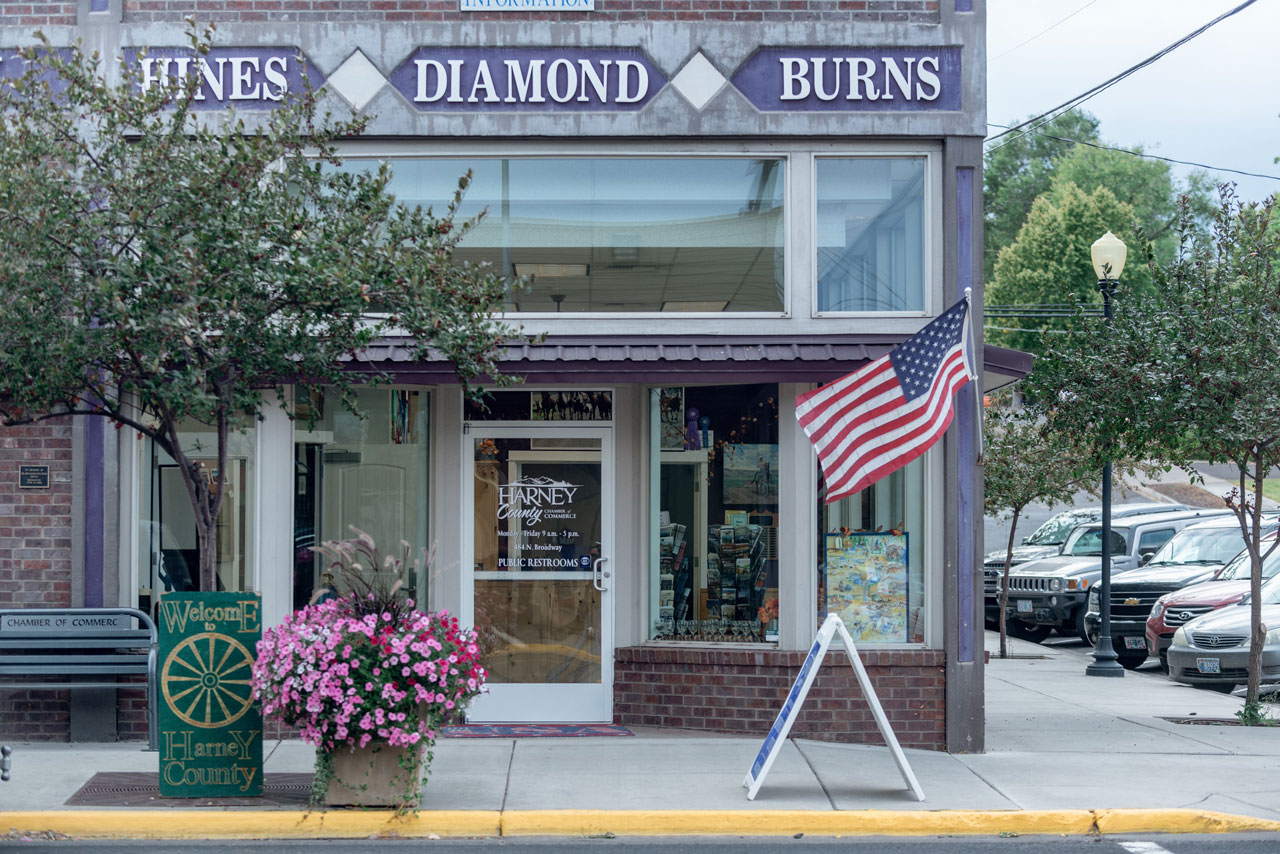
[{"xmin": 0, "ymin": 608, "xmax": 158, "ymax": 750}]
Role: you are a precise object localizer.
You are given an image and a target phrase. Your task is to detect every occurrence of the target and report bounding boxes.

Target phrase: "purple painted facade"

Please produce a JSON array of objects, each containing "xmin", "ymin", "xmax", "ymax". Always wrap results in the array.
[
  {"xmin": 387, "ymin": 47, "xmax": 665, "ymax": 112},
  {"xmin": 84, "ymin": 416, "xmax": 104, "ymax": 608},
  {"xmin": 0, "ymin": 48, "xmax": 75, "ymax": 96},
  {"xmin": 121, "ymin": 47, "xmax": 325, "ymax": 110},
  {"xmin": 731, "ymin": 47, "xmax": 961, "ymax": 112},
  {"xmin": 956, "ymin": 165, "xmax": 975, "ymax": 664}
]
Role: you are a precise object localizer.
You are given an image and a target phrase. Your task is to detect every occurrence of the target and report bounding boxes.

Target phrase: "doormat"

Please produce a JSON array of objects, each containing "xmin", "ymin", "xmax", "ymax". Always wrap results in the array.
[
  {"xmin": 442, "ymin": 724, "xmax": 634, "ymax": 738},
  {"xmin": 65, "ymin": 771, "xmax": 312, "ymax": 808}
]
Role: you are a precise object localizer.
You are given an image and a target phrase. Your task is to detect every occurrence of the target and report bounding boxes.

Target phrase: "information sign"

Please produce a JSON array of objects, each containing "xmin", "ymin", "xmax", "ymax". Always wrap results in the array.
[
  {"xmin": 743, "ymin": 612, "xmax": 924, "ymax": 802},
  {"xmin": 18, "ymin": 465, "xmax": 49, "ymax": 489},
  {"xmin": 156, "ymin": 592, "xmax": 263, "ymax": 798}
]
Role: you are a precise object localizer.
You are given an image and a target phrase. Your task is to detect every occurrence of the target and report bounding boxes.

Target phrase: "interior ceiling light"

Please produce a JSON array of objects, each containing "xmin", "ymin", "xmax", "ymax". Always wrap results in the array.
[
  {"xmin": 661, "ymin": 300, "xmax": 729, "ymax": 312},
  {"xmin": 513, "ymin": 263, "xmax": 589, "ymax": 278}
]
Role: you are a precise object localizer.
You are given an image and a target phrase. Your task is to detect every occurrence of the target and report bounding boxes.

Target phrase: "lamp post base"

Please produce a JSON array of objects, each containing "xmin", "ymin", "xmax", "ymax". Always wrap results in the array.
[{"xmin": 1086, "ymin": 637, "xmax": 1125, "ymax": 677}]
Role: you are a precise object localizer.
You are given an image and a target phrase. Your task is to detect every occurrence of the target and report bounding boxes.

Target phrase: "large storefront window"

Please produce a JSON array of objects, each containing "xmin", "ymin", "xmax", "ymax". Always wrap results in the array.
[
  {"xmin": 139, "ymin": 419, "xmax": 256, "ymax": 617},
  {"xmin": 293, "ymin": 388, "xmax": 430, "ymax": 609},
  {"xmin": 648, "ymin": 384, "xmax": 780, "ymax": 643},
  {"xmin": 362, "ymin": 157, "xmax": 785, "ymax": 314},
  {"xmin": 817, "ymin": 457, "xmax": 925, "ymax": 644},
  {"xmin": 816, "ymin": 157, "xmax": 926, "ymax": 313}
]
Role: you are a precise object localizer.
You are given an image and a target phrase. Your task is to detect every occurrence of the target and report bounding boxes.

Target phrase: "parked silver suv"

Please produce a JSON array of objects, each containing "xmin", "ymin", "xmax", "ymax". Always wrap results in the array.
[{"xmin": 983, "ymin": 502, "xmax": 1187, "ymax": 626}]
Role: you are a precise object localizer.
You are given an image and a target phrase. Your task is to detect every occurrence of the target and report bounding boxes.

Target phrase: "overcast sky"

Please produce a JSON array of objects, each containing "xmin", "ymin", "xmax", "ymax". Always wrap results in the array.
[{"xmin": 987, "ymin": 0, "xmax": 1280, "ymax": 203}]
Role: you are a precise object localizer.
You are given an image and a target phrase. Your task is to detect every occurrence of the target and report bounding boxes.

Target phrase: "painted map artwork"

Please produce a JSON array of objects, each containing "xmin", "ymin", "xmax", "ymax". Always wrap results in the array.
[{"xmin": 825, "ymin": 533, "xmax": 908, "ymax": 643}]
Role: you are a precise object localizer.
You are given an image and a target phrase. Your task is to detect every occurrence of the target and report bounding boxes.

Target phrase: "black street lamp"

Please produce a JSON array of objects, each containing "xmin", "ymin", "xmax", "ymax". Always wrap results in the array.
[{"xmin": 1086, "ymin": 231, "xmax": 1128, "ymax": 678}]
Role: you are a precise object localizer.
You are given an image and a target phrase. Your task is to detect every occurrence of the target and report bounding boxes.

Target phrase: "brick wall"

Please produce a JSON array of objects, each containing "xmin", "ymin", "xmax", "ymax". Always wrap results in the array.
[
  {"xmin": 120, "ymin": 0, "xmax": 939, "ymax": 24},
  {"xmin": 615, "ymin": 645, "xmax": 945, "ymax": 750},
  {"xmin": 2, "ymin": 1, "xmax": 76, "ymax": 26},
  {"xmin": 0, "ymin": 419, "xmax": 73, "ymax": 611},
  {"xmin": 0, "ymin": 418, "xmax": 75, "ymax": 740}
]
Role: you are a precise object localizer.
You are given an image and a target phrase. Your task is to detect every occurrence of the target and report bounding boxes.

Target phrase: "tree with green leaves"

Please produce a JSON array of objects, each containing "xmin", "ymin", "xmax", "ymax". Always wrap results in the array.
[
  {"xmin": 1053, "ymin": 143, "xmax": 1215, "ymax": 260},
  {"xmin": 982, "ymin": 392, "xmax": 1123, "ymax": 658},
  {"xmin": 983, "ymin": 111, "xmax": 1102, "ymax": 282},
  {"xmin": 986, "ymin": 181, "xmax": 1148, "ymax": 355},
  {"xmin": 984, "ymin": 110, "xmax": 1213, "ymax": 290},
  {"xmin": 0, "ymin": 30, "xmax": 516, "ymax": 593},
  {"xmin": 1029, "ymin": 189, "xmax": 1280, "ymax": 713}
]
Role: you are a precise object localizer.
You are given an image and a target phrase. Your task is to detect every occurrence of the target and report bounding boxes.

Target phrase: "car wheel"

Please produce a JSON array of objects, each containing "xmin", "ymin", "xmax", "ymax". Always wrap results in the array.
[
  {"xmin": 1009, "ymin": 622, "xmax": 1053, "ymax": 644},
  {"xmin": 1074, "ymin": 608, "xmax": 1093, "ymax": 645},
  {"xmin": 1158, "ymin": 651, "xmax": 1169, "ymax": 673},
  {"xmin": 1117, "ymin": 651, "xmax": 1147, "ymax": 670}
]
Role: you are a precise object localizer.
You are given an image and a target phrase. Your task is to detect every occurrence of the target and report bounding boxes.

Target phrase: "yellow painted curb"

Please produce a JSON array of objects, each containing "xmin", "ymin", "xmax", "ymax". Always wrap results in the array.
[
  {"xmin": 0, "ymin": 810, "xmax": 501, "ymax": 839},
  {"xmin": 500, "ymin": 810, "xmax": 1096, "ymax": 837},
  {"xmin": 1095, "ymin": 809, "xmax": 1280, "ymax": 835},
  {"xmin": 5, "ymin": 809, "xmax": 1280, "ymax": 840}
]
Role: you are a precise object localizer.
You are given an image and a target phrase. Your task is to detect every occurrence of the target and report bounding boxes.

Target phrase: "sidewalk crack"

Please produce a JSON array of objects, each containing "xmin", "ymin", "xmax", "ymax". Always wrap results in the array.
[
  {"xmin": 793, "ymin": 740, "xmax": 837, "ymax": 811},
  {"xmin": 1114, "ymin": 715, "xmax": 1236, "ymax": 754},
  {"xmin": 957, "ymin": 760, "xmax": 1024, "ymax": 810},
  {"xmin": 498, "ymin": 739, "xmax": 516, "ymax": 822}
]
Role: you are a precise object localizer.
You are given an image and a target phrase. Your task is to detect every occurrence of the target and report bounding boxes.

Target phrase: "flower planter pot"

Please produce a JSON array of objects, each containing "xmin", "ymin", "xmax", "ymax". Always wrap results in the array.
[{"xmin": 323, "ymin": 742, "xmax": 423, "ymax": 807}]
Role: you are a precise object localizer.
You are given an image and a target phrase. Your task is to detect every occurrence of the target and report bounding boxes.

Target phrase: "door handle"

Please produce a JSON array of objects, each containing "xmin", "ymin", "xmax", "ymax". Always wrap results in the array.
[{"xmin": 592, "ymin": 557, "xmax": 609, "ymax": 592}]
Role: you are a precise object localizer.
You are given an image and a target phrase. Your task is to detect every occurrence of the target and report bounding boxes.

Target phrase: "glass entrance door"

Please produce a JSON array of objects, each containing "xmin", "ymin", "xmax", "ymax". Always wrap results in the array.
[{"xmin": 464, "ymin": 428, "xmax": 613, "ymax": 722}]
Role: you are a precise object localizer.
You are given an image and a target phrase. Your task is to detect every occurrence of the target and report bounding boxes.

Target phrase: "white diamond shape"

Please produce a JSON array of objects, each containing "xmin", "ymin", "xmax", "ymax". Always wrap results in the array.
[
  {"xmin": 326, "ymin": 50, "xmax": 387, "ymax": 112},
  {"xmin": 670, "ymin": 52, "xmax": 727, "ymax": 111}
]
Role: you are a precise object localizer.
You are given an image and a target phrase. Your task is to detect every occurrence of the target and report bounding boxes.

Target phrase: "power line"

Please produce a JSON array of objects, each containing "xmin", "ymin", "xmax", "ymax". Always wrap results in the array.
[
  {"xmin": 984, "ymin": 325, "xmax": 1072, "ymax": 335},
  {"xmin": 986, "ymin": 122, "xmax": 1280, "ymax": 183},
  {"xmin": 985, "ymin": 0, "xmax": 1259, "ymax": 151},
  {"xmin": 989, "ymin": 0, "xmax": 1101, "ymax": 62}
]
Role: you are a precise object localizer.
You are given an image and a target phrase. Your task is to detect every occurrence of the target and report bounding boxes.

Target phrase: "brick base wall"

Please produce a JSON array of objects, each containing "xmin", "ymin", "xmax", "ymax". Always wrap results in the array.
[
  {"xmin": 0, "ymin": 418, "xmax": 75, "ymax": 740},
  {"xmin": 614, "ymin": 645, "xmax": 945, "ymax": 750}
]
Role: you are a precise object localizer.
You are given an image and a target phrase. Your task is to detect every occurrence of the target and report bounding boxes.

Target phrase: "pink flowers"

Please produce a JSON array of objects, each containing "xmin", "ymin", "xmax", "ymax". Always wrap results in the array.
[{"xmin": 251, "ymin": 598, "xmax": 487, "ymax": 755}]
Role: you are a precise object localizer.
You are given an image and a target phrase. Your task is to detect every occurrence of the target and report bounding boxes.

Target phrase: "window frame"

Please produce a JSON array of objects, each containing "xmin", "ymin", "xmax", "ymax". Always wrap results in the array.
[
  {"xmin": 809, "ymin": 149, "xmax": 940, "ymax": 319},
  {"xmin": 328, "ymin": 146, "xmax": 794, "ymax": 321}
]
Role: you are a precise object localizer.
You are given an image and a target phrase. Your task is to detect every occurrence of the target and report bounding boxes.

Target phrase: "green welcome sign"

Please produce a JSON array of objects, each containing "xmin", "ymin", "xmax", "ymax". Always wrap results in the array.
[{"xmin": 157, "ymin": 592, "xmax": 263, "ymax": 798}]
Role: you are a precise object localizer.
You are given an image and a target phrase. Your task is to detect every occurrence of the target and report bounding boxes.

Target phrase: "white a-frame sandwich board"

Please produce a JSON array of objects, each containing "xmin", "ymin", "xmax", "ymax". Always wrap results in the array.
[{"xmin": 743, "ymin": 612, "xmax": 925, "ymax": 802}]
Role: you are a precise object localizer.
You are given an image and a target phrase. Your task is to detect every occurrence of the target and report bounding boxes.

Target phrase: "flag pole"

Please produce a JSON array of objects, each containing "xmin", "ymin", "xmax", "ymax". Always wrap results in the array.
[{"xmin": 963, "ymin": 287, "xmax": 984, "ymax": 460}]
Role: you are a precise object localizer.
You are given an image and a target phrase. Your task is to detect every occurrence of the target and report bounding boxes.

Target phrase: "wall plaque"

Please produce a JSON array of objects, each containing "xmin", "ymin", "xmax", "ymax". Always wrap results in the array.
[
  {"xmin": 18, "ymin": 465, "xmax": 50, "ymax": 489},
  {"xmin": 157, "ymin": 591, "xmax": 263, "ymax": 798}
]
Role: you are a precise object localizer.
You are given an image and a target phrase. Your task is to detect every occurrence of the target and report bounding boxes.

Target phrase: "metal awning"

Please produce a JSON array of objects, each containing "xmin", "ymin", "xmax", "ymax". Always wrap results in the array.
[{"xmin": 355, "ymin": 335, "xmax": 1033, "ymax": 388}]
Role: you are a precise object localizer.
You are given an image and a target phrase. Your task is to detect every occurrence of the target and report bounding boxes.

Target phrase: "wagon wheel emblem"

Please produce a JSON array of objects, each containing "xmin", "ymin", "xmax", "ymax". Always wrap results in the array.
[{"xmin": 161, "ymin": 632, "xmax": 255, "ymax": 729}]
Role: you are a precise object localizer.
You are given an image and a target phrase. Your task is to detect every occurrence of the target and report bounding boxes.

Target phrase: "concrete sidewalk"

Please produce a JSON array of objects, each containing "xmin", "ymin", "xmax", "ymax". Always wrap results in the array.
[{"xmin": 4, "ymin": 634, "xmax": 1280, "ymax": 839}]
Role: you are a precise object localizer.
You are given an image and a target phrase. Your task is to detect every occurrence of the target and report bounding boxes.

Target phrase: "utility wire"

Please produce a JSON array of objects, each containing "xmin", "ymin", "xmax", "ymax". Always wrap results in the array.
[
  {"xmin": 985, "ymin": 0, "xmax": 1259, "ymax": 151},
  {"xmin": 986, "ymin": 122, "xmax": 1280, "ymax": 183},
  {"xmin": 989, "ymin": 0, "xmax": 1101, "ymax": 62},
  {"xmin": 984, "ymin": 325, "xmax": 1073, "ymax": 335}
]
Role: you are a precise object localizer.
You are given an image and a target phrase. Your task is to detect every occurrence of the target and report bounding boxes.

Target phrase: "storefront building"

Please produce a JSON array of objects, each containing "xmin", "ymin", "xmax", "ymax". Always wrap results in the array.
[{"xmin": 1, "ymin": 0, "xmax": 1020, "ymax": 751}]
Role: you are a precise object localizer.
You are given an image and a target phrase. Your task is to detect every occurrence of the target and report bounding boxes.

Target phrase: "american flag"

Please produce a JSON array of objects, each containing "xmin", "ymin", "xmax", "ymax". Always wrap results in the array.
[{"xmin": 796, "ymin": 298, "xmax": 975, "ymax": 503}]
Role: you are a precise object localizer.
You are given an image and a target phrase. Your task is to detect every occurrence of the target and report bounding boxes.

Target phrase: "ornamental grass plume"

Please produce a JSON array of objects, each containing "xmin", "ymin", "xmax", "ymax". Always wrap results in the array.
[{"xmin": 251, "ymin": 529, "xmax": 486, "ymax": 808}]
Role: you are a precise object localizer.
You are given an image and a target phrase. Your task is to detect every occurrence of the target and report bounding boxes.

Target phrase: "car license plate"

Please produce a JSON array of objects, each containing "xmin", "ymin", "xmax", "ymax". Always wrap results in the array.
[
  {"xmin": 1196, "ymin": 658, "xmax": 1221, "ymax": 674},
  {"xmin": 1016, "ymin": 600, "xmax": 1033, "ymax": 613},
  {"xmin": 1125, "ymin": 636, "xmax": 1147, "ymax": 650}
]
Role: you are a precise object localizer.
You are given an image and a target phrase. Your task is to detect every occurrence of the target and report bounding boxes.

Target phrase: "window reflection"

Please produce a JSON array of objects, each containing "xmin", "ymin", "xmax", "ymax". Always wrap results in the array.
[
  {"xmin": 342, "ymin": 157, "xmax": 785, "ymax": 313},
  {"xmin": 817, "ymin": 157, "xmax": 926, "ymax": 312}
]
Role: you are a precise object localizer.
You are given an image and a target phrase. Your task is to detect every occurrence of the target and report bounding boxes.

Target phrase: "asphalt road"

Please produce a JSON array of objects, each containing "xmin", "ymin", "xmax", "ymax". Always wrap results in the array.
[{"xmin": 9, "ymin": 836, "xmax": 1280, "ymax": 853}]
